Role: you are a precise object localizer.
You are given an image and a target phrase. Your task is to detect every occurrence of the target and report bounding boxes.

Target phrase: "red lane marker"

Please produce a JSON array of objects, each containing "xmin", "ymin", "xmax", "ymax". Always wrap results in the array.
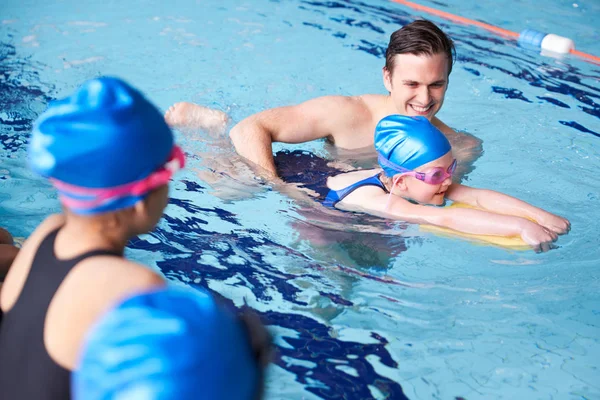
[
  {"xmin": 391, "ymin": 0, "xmax": 600, "ymax": 64},
  {"xmin": 391, "ymin": 0, "xmax": 519, "ymax": 38},
  {"xmin": 570, "ymin": 48, "xmax": 600, "ymax": 65}
]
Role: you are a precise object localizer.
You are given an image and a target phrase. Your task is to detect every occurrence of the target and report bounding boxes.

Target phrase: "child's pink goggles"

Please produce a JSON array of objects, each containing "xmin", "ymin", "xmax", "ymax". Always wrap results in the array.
[
  {"xmin": 378, "ymin": 155, "xmax": 456, "ymax": 185},
  {"xmin": 51, "ymin": 145, "xmax": 186, "ymax": 209}
]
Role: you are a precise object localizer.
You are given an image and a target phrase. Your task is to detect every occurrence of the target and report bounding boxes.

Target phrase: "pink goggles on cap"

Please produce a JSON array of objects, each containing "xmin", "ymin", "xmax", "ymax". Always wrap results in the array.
[
  {"xmin": 51, "ymin": 145, "xmax": 186, "ymax": 210},
  {"xmin": 378, "ymin": 155, "xmax": 456, "ymax": 185}
]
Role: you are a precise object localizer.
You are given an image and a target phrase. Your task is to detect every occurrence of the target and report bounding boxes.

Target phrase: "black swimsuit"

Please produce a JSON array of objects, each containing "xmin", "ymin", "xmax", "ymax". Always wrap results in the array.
[{"xmin": 0, "ymin": 228, "xmax": 119, "ymax": 400}]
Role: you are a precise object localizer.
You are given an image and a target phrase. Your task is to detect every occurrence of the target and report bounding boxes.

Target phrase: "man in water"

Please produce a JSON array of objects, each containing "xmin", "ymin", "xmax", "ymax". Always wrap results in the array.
[{"xmin": 166, "ymin": 19, "xmax": 482, "ymax": 179}]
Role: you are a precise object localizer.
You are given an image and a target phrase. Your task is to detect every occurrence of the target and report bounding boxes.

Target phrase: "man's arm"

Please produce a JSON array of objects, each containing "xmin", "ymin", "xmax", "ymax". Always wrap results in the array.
[{"xmin": 229, "ymin": 96, "xmax": 369, "ymax": 177}]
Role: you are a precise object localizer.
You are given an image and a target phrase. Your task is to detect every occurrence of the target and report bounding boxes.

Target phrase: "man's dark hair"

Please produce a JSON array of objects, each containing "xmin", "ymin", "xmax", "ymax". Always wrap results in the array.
[{"xmin": 385, "ymin": 19, "xmax": 455, "ymax": 76}]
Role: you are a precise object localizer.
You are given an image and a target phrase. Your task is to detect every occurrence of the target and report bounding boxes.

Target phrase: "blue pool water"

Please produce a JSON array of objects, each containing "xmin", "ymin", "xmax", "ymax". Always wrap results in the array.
[{"xmin": 1, "ymin": 0, "xmax": 599, "ymax": 399}]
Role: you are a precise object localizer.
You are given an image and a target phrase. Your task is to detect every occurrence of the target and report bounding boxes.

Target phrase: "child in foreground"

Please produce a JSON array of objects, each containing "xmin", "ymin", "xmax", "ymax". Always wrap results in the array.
[
  {"xmin": 323, "ymin": 115, "xmax": 570, "ymax": 251},
  {"xmin": 73, "ymin": 286, "xmax": 271, "ymax": 400},
  {"xmin": 0, "ymin": 77, "xmax": 181, "ymax": 399}
]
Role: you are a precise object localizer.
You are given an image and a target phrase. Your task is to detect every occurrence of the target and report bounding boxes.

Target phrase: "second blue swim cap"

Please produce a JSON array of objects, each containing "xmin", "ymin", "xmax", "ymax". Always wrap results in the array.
[
  {"xmin": 73, "ymin": 287, "xmax": 260, "ymax": 400},
  {"xmin": 374, "ymin": 115, "xmax": 451, "ymax": 176},
  {"xmin": 28, "ymin": 77, "xmax": 174, "ymax": 213}
]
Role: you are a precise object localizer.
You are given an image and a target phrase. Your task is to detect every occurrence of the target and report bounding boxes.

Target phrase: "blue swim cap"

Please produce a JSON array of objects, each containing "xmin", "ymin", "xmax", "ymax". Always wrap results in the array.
[
  {"xmin": 73, "ymin": 287, "xmax": 260, "ymax": 400},
  {"xmin": 374, "ymin": 115, "xmax": 451, "ymax": 177},
  {"xmin": 28, "ymin": 77, "xmax": 174, "ymax": 214}
]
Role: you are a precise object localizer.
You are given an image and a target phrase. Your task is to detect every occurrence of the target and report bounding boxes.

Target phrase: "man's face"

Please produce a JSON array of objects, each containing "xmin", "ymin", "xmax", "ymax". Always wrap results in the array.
[{"xmin": 383, "ymin": 52, "xmax": 449, "ymax": 120}]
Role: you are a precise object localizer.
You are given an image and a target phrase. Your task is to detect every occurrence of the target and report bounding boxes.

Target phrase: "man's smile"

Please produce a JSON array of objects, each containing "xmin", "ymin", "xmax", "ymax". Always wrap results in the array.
[{"xmin": 409, "ymin": 102, "xmax": 434, "ymax": 115}]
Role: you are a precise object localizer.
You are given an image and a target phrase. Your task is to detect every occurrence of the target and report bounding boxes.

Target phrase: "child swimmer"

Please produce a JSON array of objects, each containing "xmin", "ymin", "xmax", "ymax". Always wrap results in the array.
[
  {"xmin": 0, "ymin": 77, "xmax": 182, "ymax": 399},
  {"xmin": 324, "ymin": 115, "xmax": 570, "ymax": 251}
]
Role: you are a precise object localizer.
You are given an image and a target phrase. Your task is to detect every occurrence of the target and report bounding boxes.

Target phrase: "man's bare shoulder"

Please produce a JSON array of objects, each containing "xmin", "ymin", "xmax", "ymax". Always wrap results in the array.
[
  {"xmin": 357, "ymin": 93, "xmax": 389, "ymax": 108},
  {"xmin": 431, "ymin": 116, "xmax": 456, "ymax": 135},
  {"xmin": 323, "ymin": 95, "xmax": 379, "ymax": 148},
  {"xmin": 309, "ymin": 95, "xmax": 372, "ymax": 116},
  {"xmin": 355, "ymin": 94, "xmax": 398, "ymax": 124},
  {"xmin": 266, "ymin": 95, "xmax": 373, "ymax": 131}
]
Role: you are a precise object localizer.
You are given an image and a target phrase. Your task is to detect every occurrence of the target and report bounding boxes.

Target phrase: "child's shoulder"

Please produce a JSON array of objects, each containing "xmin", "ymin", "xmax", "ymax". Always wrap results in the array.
[
  {"xmin": 78, "ymin": 256, "xmax": 164, "ymax": 284},
  {"xmin": 328, "ymin": 169, "xmax": 381, "ymax": 191},
  {"xmin": 62, "ymin": 257, "xmax": 165, "ymax": 310},
  {"xmin": 32, "ymin": 213, "xmax": 66, "ymax": 236},
  {"xmin": 14, "ymin": 214, "xmax": 65, "ymax": 255}
]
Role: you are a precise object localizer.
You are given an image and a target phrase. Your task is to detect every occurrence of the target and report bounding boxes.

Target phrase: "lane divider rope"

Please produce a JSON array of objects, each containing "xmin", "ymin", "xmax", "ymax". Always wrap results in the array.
[{"xmin": 391, "ymin": 0, "xmax": 600, "ymax": 64}]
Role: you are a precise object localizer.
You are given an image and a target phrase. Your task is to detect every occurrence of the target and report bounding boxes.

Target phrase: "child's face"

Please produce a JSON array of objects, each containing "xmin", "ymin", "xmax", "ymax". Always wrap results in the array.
[
  {"xmin": 396, "ymin": 152, "xmax": 454, "ymax": 205},
  {"xmin": 130, "ymin": 184, "xmax": 170, "ymax": 235},
  {"xmin": 145, "ymin": 184, "xmax": 170, "ymax": 229}
]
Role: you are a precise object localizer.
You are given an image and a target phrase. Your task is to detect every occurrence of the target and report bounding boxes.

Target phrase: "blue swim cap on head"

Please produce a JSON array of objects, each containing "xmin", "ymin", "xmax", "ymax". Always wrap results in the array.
[
  {"xmin": 374, "ymin": 115, "xmax": 451, "ymax": 177},
  {"xmin": 73, "ymin": 287, "xmax": 260, "ymax": 400},
  {"xmin": 28, "ymin": 76, "xmax": 174, "ymax": 214}
]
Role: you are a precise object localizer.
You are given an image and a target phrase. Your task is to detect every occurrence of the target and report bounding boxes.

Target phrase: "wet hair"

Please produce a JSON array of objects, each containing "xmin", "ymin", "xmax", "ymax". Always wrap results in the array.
[{"xmin": 385, "ymin": 19, "xmax": 455, "ymax": 76}]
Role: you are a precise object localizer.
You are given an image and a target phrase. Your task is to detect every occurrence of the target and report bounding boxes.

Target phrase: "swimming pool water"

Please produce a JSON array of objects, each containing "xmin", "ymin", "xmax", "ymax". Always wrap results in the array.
[{"xmin": 1, "ymin": 0, "xmax": 599, "ymax": 399}]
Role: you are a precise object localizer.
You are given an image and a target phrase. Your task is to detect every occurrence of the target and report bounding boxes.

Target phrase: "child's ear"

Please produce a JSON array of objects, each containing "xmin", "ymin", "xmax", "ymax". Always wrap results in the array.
[
  {"xmin": 133, "ymin": 197, "xmax": 149, "ymax": 218},
  {"xmin": 104, "ymin": 212, "xmax": 120, "ymax": 230},
  {"xmin": 393, "ymin": 175, "xmax": 408, "ymax": 191}
]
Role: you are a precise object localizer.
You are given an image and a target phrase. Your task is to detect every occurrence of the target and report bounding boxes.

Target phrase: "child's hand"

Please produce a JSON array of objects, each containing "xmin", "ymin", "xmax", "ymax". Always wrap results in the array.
[
  {"xmin": 520, "ymin": 221, "xmax": 558, "ymax": 252},
  {"xmin": 535, "ymin": 212, "xmax": 570, "ymax": 235}
]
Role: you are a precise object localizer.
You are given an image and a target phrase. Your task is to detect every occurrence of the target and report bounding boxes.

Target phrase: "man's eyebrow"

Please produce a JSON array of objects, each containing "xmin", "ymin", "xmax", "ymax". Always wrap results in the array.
[{"xmin": 401, "ymin": 79, "xmax": 447, "ymax": 85}]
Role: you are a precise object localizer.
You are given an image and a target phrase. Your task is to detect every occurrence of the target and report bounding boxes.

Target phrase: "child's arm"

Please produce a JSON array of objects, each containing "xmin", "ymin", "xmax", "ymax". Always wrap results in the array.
[
  {"xmin": 365, "ymin": 193, "xmax": 558, "ymax": 251},
  {"xmin": 446, "ymin": 184, "xmax": 570, "ymax": 235}
]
